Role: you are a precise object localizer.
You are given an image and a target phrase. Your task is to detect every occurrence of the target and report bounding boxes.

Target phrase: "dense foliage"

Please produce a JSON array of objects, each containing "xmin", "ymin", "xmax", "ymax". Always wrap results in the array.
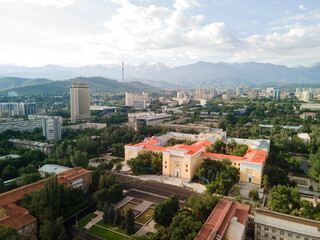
[
  {"xmin": 197, "ymin": 159, "xmax": 239, "ymax": 195},
  {"xmin": 127, "ymin": 151, "xmax": 163, "ymax": 175}
]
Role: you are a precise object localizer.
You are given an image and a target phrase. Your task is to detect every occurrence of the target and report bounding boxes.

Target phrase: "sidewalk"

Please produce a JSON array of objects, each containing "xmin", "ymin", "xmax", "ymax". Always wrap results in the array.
[{"xmin": 84, "ymin": 210, "xmax": 103, "ymax": 230}]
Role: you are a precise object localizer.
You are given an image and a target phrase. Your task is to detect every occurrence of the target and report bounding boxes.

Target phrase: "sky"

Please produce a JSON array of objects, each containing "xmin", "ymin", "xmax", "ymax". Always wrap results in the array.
[{"xmin": 0, "ymin": 0, "xmax": 320, "ymax": 67}]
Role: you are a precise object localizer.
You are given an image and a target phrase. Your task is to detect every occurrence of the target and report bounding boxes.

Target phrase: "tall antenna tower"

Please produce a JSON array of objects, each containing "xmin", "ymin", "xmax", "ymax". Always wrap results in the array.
[{"xmin": 122, "ymin": 57, "xmax": 124, "ymax": 82}]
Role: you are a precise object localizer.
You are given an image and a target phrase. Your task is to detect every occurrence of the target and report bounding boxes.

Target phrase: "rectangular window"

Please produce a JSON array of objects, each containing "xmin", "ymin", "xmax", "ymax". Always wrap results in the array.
[
  {"xmin": 186, "ymin": 164, "xmax": 188, "ymax": 167},
  {"xmin": 280, "ymin": 231, "xmax": 284, "ymax": 235},
  {"xmin": 272, "ymin": 229, "xmax": 276, "ymax": 233},
  {"xmin": 18, "ymin": 229, "xmax": 22, "ymax": 234},
  {"xmin": 264, "ymin": 234, "xmax": 268, "ymax": 238},
  {"xmin": 304, "ymin": 238, "xmax": 309, "ymax": 240},
  {"xmin": 186, "ymin": 169, "xmax": 188, "ymax": 172},
  {"xmin": 272, "ymin": 236, "xmax": 276, "ymax": 239},
  {"xmin": 257, "ymin": 232, "xmax": 260, "ymax": 236},
  {"xmin": 165, "ymin": 165, "xmax": 167, "ymax": 168},
  {"xmin": 288, "ymin": 233, "xmax": 292, "ymax": 237},
  {"xmin": 296, "ymin": 236, "xmax": 300, "ymax": 239},
  {"xmin": 264, "ymin": 227, "xmax": 269, "ymax": 231},
  {"xmin": 25, "ymin": 226, "xmax": 29, "ymax": 230},
  {"xmin": 257, "ymin": 225, "xmax": 261, "ymax": 229},
  {"xmin": 280, "ymin": 238, "xmax": 284, "ymax": 240}
]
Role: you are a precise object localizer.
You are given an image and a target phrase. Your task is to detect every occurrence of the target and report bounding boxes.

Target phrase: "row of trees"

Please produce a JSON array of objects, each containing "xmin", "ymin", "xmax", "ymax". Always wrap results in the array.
[{"xmin": 103, "ymin": 204, "xmax": 135, "ymax": 235}]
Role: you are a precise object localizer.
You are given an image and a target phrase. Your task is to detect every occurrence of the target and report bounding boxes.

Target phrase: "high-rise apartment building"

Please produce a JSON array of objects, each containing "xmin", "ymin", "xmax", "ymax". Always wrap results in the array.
[
  {"xmin": 125, "ymin": 92, "xmax": 149, "ymax": 107},
  {"xmin": 0, "ymin": 102, "xmax": 36, "ymax": 116},
  {"xmin": 70, "ymin": 82, "xmax": 90, "ymax": 123},
  {"xmin": 42, "ymin": 117, "xmax": 62, "ymax": 140}
]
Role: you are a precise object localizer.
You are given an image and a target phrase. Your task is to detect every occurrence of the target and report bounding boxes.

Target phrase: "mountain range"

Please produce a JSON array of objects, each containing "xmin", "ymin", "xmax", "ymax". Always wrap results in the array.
[
  {"xmin": 0, "ymin": 77, "xmax": 157, "ymax": 95},
  {"xmin": 0, "ymin": 61, "xmax": 319, "ymax": 89}
]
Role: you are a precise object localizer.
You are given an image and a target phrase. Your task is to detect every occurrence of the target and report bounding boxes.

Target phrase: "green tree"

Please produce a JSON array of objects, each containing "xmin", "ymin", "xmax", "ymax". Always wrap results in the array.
[
  {"xmin": 2, "ymin": 165, "xmax": 19, "ymax": 181},
  {"xmin": 125, "ymin": 208, "xmax": 135, "ymax": 235},
  {"xmin": 263, "ymin": 174, "xmax": 270, "ymax": 191},
  {"xmin": 153, "ymin": 195, "xmax": 179, "ymax": 226},
  {"xmin": 169, "ymin": 211, "xmax": 202, "ymax": 240},
  {"xmin": 185, "ymin": 193, "xmax": 220, "ymax": 223},
  {"xmin": 114, "ymin": 208, "xmax": 122, "ymax": 226},
  {"xmin": 0, "ymin": 224, "xmax": 20, "ymax": 240},
  {"xmin": 108, "ymin": 204, "xmax": 115, "ymax": 225},
  {"xmin": 0, "ymin": 178, "xmax": 5, "ymax": 193},
  {"xmin": 270, "ymin": 185, "xmax": 301, "ymax": 214},
  {"xmin": 249, "ymin": 189, "xmax": 259, "ymax": 201},
  {"xmin": 116, "ymin": 163, "xmax": 123, "ymax": 173},
  {"xmin": 308, "ymin": 151, "xmax": 320, "ymax": 182}
]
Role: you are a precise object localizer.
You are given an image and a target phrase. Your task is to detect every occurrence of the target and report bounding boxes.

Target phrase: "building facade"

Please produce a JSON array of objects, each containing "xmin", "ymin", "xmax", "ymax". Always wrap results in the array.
[
  {"xmin": 70, "ymin": 82, "xmax": 91, "ymax": 123},
  {"xmin": 125, "ymin": 92, "xmax": 149, "ymax": 107},
  {"xmin": 254, "ymin": 208, "xmax": 320, "ymax": 240},
  {"xmin": 9, "ymin": 139, "xmax": 55, "ymax": 155},
  {"xmin": 125, "ymin": 131, "xmax": 270, "ymax": 185},
  {"xmin": 42, "ymin": 117, "xmax": 61, "ymax": 140},
  {"xmin": 0, "ymin": 102, "xmax": 36, "ymax": 116}
]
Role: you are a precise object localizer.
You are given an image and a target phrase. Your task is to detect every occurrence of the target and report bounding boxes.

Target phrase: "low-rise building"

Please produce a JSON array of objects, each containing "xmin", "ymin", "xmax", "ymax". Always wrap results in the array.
[
  {"xmin": 9, "ymin": 139, "xmax": 55, "ymax": 155},
  {"xmin": 38, "ymin": 164, "xmax": 70, "ymax": 177},
  {"xmin": 300, "ymin": 112, "xmax": 317, "ymax": 120},
  {"xmin": 62, "ymin": 122, "xmax": 107, "ymax": 130},
  {"xmin": 300, "ymin": 103, "xmax": 320, "ymax": 111},
  {"xmin": 0, "ymin": 167, "xmax": 92, "ymax": 239},
  {"xmin": 297, "ymin": 133, "xmax": 311, "ymax": 144},
  {"xmin": 254, "ymin": 208, "xmax": 320, "ymax": 240},
  {"xmin": 0, "ymin": 203, "xmax": 37, "ymax": 240},
  {"xmin": 125, "ymin": 130, "xmax": 270, "ymax": 185},
  {"xmin": 195, "ymin": 199, "xmax": 251, "ymax": 240},
  {"xmin": 90, "ymin": 106, "xmax": 118, "ymax": 115}
]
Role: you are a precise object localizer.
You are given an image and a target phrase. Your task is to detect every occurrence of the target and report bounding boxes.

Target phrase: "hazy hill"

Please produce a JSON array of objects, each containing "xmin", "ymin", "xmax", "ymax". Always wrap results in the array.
[
  {"xmin": 0, "ymin": 77, "xmax": 157, "ymax": 95},
  {"xmin": 0, "ymin": 77, "xmax": 52, "ymax": 90},
  {"xmin": 0, "ymin": 61, "xmax": 319, "ymax": 88}
]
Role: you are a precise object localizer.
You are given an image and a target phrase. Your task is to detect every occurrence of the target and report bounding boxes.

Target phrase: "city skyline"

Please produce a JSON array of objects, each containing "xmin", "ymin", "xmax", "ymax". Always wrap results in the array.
[{"xmin": 0, "ymin": 0, "xmax": 319, "ymax": 67}]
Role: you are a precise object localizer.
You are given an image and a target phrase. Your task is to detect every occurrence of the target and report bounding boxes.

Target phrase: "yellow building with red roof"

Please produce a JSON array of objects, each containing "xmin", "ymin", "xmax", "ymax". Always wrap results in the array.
[{"xmin": 125, "ymin": 130, "xmax": 270, "ymax": 185}]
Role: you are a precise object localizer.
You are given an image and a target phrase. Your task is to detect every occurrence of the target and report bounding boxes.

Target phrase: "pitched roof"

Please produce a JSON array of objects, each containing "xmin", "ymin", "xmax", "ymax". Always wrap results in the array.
[
  {"xmin": 0, "ymin": 203, "xmax": 36, "ymax": 230},
  {"xmin": 195, "ymin": 199, "xmax": 250, "ymax": 240},
  {"xmin": 0, "ymin": 179, "xmax": 47, "ymax": 207},
  {"xmin": 0, "ymin": 167, "xmax": 91, "ymax": 207},
  {"xmin": 201, "ymin": 152, "xmax": 245, "ymax": 161},
  {"xmin": 242, "ymin": 149, "xmax": 266, "ymax": 165}
]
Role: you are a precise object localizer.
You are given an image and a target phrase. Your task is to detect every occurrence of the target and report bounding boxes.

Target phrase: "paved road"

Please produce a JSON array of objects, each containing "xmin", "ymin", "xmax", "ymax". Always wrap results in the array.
[{"xmin": 117, "ymin": 176, "xmax": 197, "ymax": 202}]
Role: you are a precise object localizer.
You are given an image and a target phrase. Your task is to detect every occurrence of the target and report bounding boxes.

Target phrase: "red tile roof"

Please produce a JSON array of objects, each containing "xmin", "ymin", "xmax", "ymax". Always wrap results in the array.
[
  {"xmin": 195, "ymin": 199, "xmax": 250, "ymax": 240},
  {"xmin": 0, "ymin": 167, "xmax": 91, "ymax": 207},
  {"xmin": 242, "ymin": 149, "xmax": 266, "ymax": 165},
  {"xmin": 0, "ymin": 179, "xmax": 47, "ymax": 207},
  {"xmin": 0, "ymin": 203, "xmax": 36, "ymax": 230}
]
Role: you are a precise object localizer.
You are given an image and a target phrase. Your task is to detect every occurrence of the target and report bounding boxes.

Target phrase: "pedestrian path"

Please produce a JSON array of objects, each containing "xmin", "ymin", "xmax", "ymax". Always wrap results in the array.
[
  {"xmin": 133, "ymin": 200, "xmax": 152, "ymax": 213},
  {"xmin": 84, "ymin": 210, "xmax": 103, "ymax": 230},
  {"xmin": 115, "ymin": 196, "xmax": 133, "ymax": 208}
]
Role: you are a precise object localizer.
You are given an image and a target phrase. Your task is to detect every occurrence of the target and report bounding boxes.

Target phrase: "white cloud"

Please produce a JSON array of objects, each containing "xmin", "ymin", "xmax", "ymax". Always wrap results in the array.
[
  {"xmin": 298, "ymin": 4, "xmax": 307, "ymax": 10},
  {"xmin": 173, "ymin": 0, "xmax": 200, "ymax": 11},
  {"xmin": 0, "ymin": 0, "xmax": 319, "ymax": 67}
]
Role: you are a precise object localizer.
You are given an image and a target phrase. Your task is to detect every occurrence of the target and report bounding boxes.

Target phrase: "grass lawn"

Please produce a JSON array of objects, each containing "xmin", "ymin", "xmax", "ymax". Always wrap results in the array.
[
  {"xmin": 87, "ymin": 225, "xmax": 128, "ymax": 240},
  {"xmin": 135, "ymin": 208, "xmax": 154, "ymax": 225},
  {"xmin": 120, "ymin": 202, "xmax": 137, "ymax": 212},
  {"xmin": 131, "ymin": 198, "xmax": 143, "ymax": 204},
  {"xmin": 97, "ymin": 220, "xmax": 140, "ymax": 235},
  {"xmin": 73, "ymin": 213, "xmax": 98, "ymax": 230}
]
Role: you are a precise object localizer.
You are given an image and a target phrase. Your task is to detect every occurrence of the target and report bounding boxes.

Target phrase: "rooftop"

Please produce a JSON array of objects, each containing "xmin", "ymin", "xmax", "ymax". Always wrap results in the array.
[
  {"xmin": 195, "ymin": 199, "xmax": 250, "ymax": 240},
  {"xmin": 38, "ymin": 164, "xmax": 70, "ymax": 174},
  {"xmin": 0, "ymin": 203, "xmax": 36, "ymax": 230}
]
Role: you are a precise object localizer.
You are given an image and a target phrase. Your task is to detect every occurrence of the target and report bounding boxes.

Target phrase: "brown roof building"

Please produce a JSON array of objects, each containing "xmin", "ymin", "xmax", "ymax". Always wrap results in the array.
[
  {"xmin": 0, "ymin": 166, "xmax": 92, "ymax": 239},
  {"xmin": 195, "ymin": 199, "xmax": 251, "ymax": 240}
]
